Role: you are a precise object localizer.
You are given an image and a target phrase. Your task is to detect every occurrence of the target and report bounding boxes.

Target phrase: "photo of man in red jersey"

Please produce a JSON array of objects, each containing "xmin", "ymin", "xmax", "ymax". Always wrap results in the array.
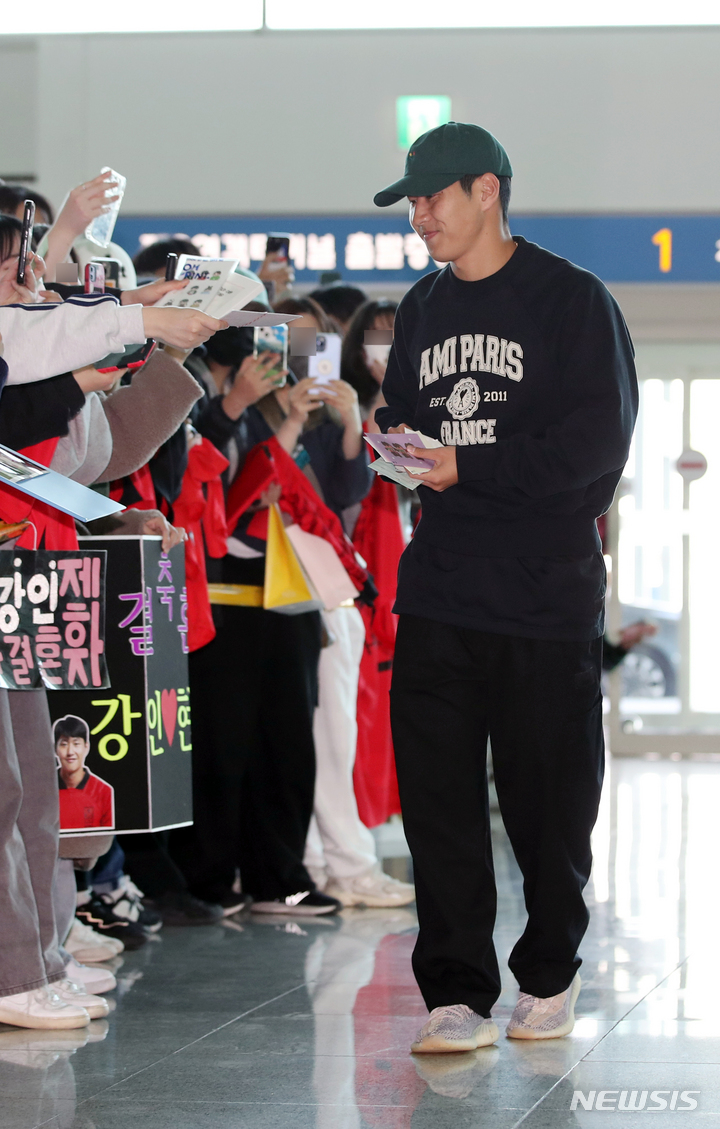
[{"xmin": 54, "ymin": 715, "xmax": 115, "ymax": 830}]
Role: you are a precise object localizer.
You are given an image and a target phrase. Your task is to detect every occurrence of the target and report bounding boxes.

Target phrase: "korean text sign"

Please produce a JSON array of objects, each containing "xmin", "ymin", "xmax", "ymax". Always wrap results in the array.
[
  {"xmin": 48, "ymin": 537, "xmax": 192, "ymax": 836},
  {"xmin": 0, "ymin": 550, "xmax": 108, "ymax": 690}
]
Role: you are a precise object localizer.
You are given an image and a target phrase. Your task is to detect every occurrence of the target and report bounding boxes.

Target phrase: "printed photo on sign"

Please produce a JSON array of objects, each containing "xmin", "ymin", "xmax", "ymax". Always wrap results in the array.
[{"xmin": 54, "ymin": 714, "xmax": 115, "ymax": 832}]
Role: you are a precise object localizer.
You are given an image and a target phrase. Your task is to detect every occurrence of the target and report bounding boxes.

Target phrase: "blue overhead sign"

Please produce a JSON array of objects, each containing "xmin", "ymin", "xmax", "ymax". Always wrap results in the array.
[{"xmin": 114, "ymin": 214, "xmax": 720, "ymax": 285}]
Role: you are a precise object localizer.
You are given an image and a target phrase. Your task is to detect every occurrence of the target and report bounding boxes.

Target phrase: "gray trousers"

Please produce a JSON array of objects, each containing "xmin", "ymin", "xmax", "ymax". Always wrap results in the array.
[{"xmin": 0, "ymin": 689, "xmax": 65, "ymax": 997}]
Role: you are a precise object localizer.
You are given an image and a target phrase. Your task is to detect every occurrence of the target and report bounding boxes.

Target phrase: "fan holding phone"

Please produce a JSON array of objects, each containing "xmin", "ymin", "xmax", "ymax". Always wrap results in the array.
[{"xmin": 258, "ymin": 233, "xmax": 294, "ymax": 302}]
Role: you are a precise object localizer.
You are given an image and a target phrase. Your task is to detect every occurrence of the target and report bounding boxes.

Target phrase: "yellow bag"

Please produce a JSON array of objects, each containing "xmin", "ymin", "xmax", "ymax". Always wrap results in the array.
[{"xmin": 263, "ymin": 504, "xmax": 323, "ymax": 615}]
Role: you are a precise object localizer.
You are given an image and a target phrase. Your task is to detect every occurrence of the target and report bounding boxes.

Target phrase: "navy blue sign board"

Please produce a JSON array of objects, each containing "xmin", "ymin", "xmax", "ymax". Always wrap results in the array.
[
  {"xmin": 116, "ymin": 213, "xmax": 720, "ymax": 285},
  {"xmin": 48, "ymin": 536, "xmax": 192, "ymax": 836}
]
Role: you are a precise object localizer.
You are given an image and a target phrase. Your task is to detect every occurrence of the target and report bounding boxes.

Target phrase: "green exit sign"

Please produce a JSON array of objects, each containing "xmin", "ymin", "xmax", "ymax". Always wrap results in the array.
[{"xmin": 396, "ymin": 96, "xmax": 452, "ymax": 150}]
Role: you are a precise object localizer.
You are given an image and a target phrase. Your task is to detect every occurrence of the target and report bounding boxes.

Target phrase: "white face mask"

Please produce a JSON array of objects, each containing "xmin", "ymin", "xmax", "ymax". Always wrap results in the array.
[{"xmin": 364, "ymin": 343, "xmax": 392, "ymax": 368}]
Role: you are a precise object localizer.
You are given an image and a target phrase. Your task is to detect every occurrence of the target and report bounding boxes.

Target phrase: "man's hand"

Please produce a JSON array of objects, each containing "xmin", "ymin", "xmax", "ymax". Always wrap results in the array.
[
  {"xmin": 388, "ymin": 424, "xmax": 412, "ymax": 434},
  {"xmin": 406, "ymin": 444, "xmax": 458, "ymax": 492},
  {"xmin": 141, "ymin": 307, "xmax": 228, "ymax": 350},
  {"xmin": 121, "ymin": 279, "xmax": 187, "ymax": 307},
  {"xmin": 140, "ymin": 512, "xmax": 187, "ymax": 553}
]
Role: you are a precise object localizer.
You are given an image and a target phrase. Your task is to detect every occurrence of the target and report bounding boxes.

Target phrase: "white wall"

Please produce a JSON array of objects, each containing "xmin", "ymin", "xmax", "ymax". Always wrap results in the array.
[
  {"xmin": 1, "ymin": 26, "xmax": 720, "ymax": 215},
  {"xmin": 0, "ymin": 39, "xmax": 37, "ymax": 178}
]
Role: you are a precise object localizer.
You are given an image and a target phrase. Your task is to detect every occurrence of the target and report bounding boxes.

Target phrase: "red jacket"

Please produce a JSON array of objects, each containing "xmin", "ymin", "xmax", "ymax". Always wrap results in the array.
[
  {"xmin": 226, "ymin": 436, "xmax": 369, "ymax": 594},
  {"xmin": 171, "ymin": 437, "xmax": 229, "ymax": 651},
  {"xmin": 0, "ymin": 439, "xmax": 77, "ymax": 550}
]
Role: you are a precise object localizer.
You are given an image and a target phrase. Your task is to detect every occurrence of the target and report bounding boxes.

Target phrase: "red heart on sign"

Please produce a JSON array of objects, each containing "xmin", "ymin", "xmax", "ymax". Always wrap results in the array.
[{"xmin": 161, "ymin": 689, "xmax": 177, "ymax": 747}]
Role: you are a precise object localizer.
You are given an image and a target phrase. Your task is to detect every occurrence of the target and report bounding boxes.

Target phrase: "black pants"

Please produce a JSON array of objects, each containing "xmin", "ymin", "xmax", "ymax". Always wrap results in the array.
[
  {"xmin": 390, "ymin": 614, "xmax": 604, "ymax": 1016},
  {"xmin": 118, "ymin": 832, "xmax": 187, "ymax": 898},
  {"xmin": 171, "ymin": 602, "xmax": 322, "ymax": 902}
]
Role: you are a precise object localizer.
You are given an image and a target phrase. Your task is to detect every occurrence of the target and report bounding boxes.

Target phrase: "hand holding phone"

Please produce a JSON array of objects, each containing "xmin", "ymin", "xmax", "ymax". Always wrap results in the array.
[
  {"xmin": 0, "ymin": 251, "xmax": 44, "ymax": 306},
  {"xmin": 54, "ymin": 171, "xmax": 121, "ymax": 244},
  {"xmin": 259, "ymin": 234, "xmax": 294, "ymax": 295},
  {"xmin": 265, "ymin": 234, "xmax": 290, "ymax": 260}
]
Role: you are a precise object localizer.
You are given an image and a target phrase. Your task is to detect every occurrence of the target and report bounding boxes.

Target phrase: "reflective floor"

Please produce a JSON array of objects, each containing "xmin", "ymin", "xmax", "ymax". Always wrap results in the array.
[{"xmin": 4, "ymin": 755, "xmax": 720, "ymax": 1128}]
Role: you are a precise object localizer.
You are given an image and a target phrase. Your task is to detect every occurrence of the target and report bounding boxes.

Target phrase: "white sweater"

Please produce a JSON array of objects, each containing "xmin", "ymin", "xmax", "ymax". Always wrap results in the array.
[{"xmin": 0, "ymin": 295, "xmax": 146, "ymax": 385}]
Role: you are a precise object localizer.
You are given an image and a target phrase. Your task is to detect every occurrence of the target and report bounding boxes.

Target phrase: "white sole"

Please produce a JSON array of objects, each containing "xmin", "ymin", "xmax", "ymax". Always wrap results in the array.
[
  {"xmin": 66, "ymin": 950, "xmax": 119, "ymax": 964},
  {"xmin": 0, "ymin": 1008, "xmax": 90, "ymax": 1030},
  {"xmin": 73, "ymin": 974, "xmax": 116, "ymax": 994},
  {"xmin": 412, "ymin": 1021, "xmax": 499, "ymax": 1054},
  {"xmin": 331, "ymin": 894, "xmax": 416, "ymax": 908},
  {"xmin": 506, "ymin": 974, "xmax": 582, "ymax": 1040},
  {"xmin": 81, "ymin": 1002, "xmax": 110, "ymax": 1020}
]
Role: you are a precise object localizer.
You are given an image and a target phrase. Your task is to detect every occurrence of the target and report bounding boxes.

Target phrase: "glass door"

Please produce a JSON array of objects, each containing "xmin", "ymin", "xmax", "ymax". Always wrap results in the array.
[{"xmin": 608, "ymin": 344, "xmax": 720, "ymax": 754}]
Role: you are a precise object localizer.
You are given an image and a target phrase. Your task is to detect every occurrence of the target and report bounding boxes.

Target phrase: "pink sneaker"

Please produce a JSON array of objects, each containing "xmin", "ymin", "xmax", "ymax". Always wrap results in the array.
[{"xmin": 506, "ymin": 973, "xmax": 581, "ymax": 1040}]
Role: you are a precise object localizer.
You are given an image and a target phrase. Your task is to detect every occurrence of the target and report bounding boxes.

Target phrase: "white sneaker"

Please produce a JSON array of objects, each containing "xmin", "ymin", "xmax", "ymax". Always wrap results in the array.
[
  {"xmin": 65, "ymin": 959, "xmax": 117, "ymax": 995},
  {"xmin": 506, "ymin": 973, "xmax": 581, "ymax": 1040},
  {"xmin": 65, "ymin": 918, "xmax": 124, "ymax": 962},
  {"xmin": 53, "ymin": 979, "xmax": 109, "ymax": 1020},
  {"xmin": 0, "ymin": 987, "xmax": 90, "ymax": 1030},
  {"xmin": 325, "ymin": 869, "xmax": 416, "ymax": 908},
  {"xmin": 411, "ymin": 1005, "xmax": 499, "ymax": 1053}
]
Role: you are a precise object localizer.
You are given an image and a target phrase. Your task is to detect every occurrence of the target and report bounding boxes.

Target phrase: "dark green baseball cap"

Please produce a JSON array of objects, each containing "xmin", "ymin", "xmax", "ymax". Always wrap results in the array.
[{"xmin": 374, "ymin": 121, "xmax": 512, "ymax": 208}]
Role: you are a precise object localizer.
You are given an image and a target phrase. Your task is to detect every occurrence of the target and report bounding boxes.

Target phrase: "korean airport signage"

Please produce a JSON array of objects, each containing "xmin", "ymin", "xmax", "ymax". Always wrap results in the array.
[
  {"xmin": 396, "ymin": 96, "xmax": 452, "ymax": 150},
  {"xmin": 115, "ymin": 214, "xmax": 720, "ymax": 285}
]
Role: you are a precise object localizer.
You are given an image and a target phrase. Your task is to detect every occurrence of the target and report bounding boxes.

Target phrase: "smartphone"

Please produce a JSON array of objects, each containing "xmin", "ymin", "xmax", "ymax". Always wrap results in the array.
[
  {"xmin": 16, "ymin": 199, "xmax": 36, "ymax": 286},
  {"xmin": 265, "ymin": 233, "xmax": 290, "ymax": 260},
  {"xmin": 96, "ymin": 339, "xmax": 157, "ymax": 376},
  {"xmin": 85, "ymin": 167, "xmax": 126, "ymax": 249},
  {"xmin": 165, "ymin": 252, "xmax": 178, "ymax": 281},
  {"xmin": 84, "ymin": 262, "xmax": 105, "ymax": 294},
  {"xmin": 92, "ymin": 258, "xmax": 120, "ymax": 289},
  {"xmin": 308, "ymin": 332, "xmax": 342, "ymax": 388},
  {"xmin": 253, "ymin": 325, "xmax": 289, "ymax": 383}
]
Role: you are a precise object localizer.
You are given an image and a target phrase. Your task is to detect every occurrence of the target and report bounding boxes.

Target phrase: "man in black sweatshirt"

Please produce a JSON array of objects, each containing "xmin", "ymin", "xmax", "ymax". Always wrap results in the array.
[{"xmin": 373, "ymin": 122, "xmax": 637, "ymax": 1053}]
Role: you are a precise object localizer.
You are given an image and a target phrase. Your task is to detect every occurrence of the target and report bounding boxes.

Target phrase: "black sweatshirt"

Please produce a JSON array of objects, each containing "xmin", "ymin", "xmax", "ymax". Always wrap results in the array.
[
  {"xmin": 0, "ymin": 373, "xmax": 85, "ymax": 450},
  {"xmin": 376, "ymin": 237, "xmax": 638, "ymax": 640}
]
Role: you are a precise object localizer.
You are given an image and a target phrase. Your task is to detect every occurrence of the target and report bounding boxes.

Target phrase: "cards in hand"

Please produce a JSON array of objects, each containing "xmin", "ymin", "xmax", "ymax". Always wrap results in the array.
[{"xmin": 363, "ymin": 431, "xmax": 438, "ymax": 471}]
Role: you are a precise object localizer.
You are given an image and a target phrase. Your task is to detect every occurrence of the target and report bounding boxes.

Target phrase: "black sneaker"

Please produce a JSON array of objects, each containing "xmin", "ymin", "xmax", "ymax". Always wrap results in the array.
[
  {"xmin": 144, "ymin": 891, "xmax": 224, "ymax": 927},
  {"xmin": 75, "ymin": 895, "xmax": 148, "ymax": 950},
  {"xmin": 105, "ymin": 876, "xmax": 163, "ymax": 933},
  {"xmin": 215, "ymin": 891, "xmax": 253, "ymax": 917},
  {"xmin": 250, "ymin": 891, "xmax": 341, "ymax": 916}
]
